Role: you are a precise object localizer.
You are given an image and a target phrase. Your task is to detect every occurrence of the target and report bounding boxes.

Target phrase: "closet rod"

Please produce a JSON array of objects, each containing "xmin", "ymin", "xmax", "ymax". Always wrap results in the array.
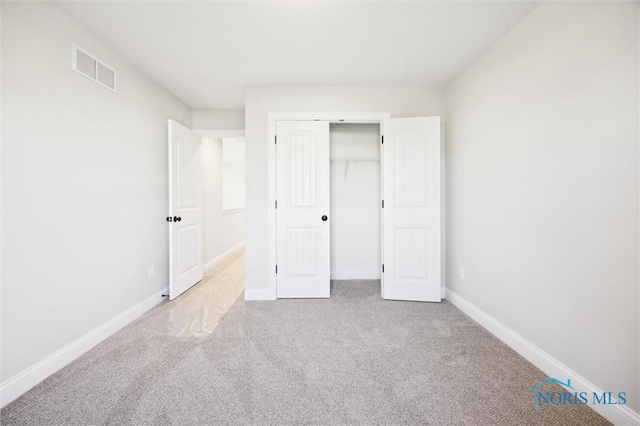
[{"xmin": 330, "ymin": 157, "xmax": 380, "ymax": 163}]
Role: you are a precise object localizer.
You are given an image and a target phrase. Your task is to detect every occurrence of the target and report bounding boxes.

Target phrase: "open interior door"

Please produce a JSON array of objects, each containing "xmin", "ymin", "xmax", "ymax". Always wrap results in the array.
[
  {"xmin": 276, "ymin": 121, "xmax": 331, "ymax": 298},
  {"xmin": 382, "ymin": 117, "xmax": 441, "ymax": 302},
  {"xmin": 168, "ymin": 120, "xmax": 203, "ymax": 300}
]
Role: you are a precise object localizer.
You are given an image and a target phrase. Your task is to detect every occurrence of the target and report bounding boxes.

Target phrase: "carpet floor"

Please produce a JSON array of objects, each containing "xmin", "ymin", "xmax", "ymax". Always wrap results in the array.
[{"xmin": 1, "ymin": 253, "xmax": 609, "ymax": 425}]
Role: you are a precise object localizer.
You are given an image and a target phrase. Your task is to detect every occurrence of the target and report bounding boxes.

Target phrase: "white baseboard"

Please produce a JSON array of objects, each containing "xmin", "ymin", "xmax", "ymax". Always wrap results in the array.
[
  {"xmin": 330, "ymin": 271, "xmax": 380, "ymax": 280},
  {"xmin": 203, "ymin": 241, "xmax": 245, "ymax": 273},
  {"xmin": 244, "ymin": 288, "xmax": 275, "ymax": 301},
  {"xmin": 445, "ymin": 289, "xmax": 640, "ymax": 426},
  {"xmin": 0, "ymin": 289, "xmax": 167, "ymax": 409}
]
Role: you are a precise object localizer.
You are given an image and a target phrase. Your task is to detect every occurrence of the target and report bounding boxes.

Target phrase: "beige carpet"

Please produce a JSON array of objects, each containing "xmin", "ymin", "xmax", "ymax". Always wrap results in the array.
[{"xmin": 1, "ymin": 254, "xmax": 609, "ymax": 425}]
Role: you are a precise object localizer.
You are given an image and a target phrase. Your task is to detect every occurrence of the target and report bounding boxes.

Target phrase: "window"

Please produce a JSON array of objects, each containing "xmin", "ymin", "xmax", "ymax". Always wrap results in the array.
[{"xmin": 222, "ymin": 137, "xmax": 246, "ymax": 212}]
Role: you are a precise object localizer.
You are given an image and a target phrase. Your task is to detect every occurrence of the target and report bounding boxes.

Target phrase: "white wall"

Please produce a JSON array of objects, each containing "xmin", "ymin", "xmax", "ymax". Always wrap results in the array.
[
  {"xmin": 193, "ymin": 109, "xmax": 245, "ymax": 131},
  {"xmin": 330, "ymin": 124, "xmax": 381, "ymax": 280},
  {"xmin": 202, "ymin": 137, "xmax": 246, "ymax": 268},
  {"xmin": 245, "ymin": 86, "xmax": 445, "ymax": 297},
  {"xmin": 221, "ymin": 138, "xmax": 246, "ymax": 211},
  {"xmin": 446, "ymin": 1, "xmax": 639, "ymax": 414},
  {"xmin": 2, "ymin": 1, "xmax": 191, "ymax": 397}
]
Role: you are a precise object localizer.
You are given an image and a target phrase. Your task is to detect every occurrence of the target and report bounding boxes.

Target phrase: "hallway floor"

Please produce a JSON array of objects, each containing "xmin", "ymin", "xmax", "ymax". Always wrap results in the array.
[{"xmin": 1, "ymin": 253, "xmax": 608, "ymax": 425}]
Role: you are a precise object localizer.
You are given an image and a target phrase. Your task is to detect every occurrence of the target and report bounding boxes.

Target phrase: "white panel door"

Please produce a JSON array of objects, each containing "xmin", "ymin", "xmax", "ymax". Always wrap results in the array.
[
  {"xmin": 382, "ymin": 117, "xmax": 441, "ymax": 302},
  {"xmin": 168, "ymin": 120, "xmax": 203, "ymax": 300},
  {"xmin": 276, "ymin": 121, "xmax": 331, "ymax": 298}
]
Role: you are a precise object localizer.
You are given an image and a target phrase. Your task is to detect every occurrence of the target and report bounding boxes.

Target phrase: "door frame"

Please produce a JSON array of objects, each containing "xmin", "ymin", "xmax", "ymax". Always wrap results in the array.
[
  {"xmin": 267, "ymin": 112, "xmax": 390, "ymax": 300},
  {"xmin": 167, "ymin": 126, "xmax": 246, "ymax": 300}
]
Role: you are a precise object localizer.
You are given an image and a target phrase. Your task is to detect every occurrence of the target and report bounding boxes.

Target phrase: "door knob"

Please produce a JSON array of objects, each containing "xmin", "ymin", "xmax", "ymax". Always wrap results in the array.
[
  {"xmin": 322, "ymin": 215, "xmax": 328, "ymax": 221},
  {"xmin": 173, "ymin": 216, "xmax": 182, "ymax": 222}
]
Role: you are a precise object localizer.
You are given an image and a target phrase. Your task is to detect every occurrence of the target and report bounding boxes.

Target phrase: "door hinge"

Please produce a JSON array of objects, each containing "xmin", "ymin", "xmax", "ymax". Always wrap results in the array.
[
  {"xmin": 275, "ymin": 265, "xmax": 278, "ymax": 274},
  {"xmin": 382, "ymin": 264, "xmax": 385, "ymax": 273},
  {"xmin": 382, "ymin": 200, "xmax": 384, "ymax": 208},
  {"xmin": 275, "ymin": 200, "xmax": 278, "ymax": 209},
  {"xmin": 275, "ymin": 135, "xmax": 277, "ymax": 144},
  {"xmin": 381, "ymin": 135, "xmax": 384, "ymax": 144}
]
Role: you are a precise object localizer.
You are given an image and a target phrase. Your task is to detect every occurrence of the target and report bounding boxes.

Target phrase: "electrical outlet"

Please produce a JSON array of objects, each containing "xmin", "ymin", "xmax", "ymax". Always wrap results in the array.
[
  {"xmin": 148, "ymin": 266, "xmax": 155, "ymax": 278},
  {"xmin": 458, "ymin": 267, "xmax": 465, "ymax": 280}
]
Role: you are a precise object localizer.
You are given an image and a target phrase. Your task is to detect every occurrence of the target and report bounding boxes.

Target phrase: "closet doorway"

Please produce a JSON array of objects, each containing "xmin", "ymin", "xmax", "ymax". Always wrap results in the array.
[
  {"xmin": 329, "ymin": 123, "xmax": 381, "ymax": 282},
  {"xmin": 272, "ymin": 113, "xmax": 441, "ymax": 302}
]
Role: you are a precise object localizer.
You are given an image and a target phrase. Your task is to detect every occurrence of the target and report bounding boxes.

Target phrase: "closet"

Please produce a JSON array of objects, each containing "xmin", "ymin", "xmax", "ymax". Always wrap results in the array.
[
  {"xmin": 329, "ymin": 124, "xmax": 381, "ymax": 281},
  {"xmin": 274, "ymin": 116, "xmax": 441, "ymax": 302}
]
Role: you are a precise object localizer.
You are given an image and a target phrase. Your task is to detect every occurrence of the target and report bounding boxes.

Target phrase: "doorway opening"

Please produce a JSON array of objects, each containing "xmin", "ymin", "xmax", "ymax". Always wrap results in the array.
[
  {"xmin": 167, "ymin": 120, "xmax": 247, "ymax": 313},
  {"xmin": 329, "ymin": 123, "xmax": 382, "ymax": 295}
]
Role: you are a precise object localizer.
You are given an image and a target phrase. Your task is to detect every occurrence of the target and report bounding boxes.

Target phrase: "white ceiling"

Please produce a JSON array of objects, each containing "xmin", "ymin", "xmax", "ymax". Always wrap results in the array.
[{"xmin": 56, "ymin": 1, "xmax": 540, "ymax": 109}]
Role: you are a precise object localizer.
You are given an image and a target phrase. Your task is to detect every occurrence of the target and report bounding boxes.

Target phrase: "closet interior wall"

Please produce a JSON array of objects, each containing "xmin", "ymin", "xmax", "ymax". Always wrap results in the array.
[{"xmin": 329, "ymin": 123, "xmax": 381, "ymax": 280}]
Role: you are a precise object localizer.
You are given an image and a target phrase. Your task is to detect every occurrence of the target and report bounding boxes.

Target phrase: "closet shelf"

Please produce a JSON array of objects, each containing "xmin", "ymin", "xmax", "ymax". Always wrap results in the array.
[
  {"xmin": 331, "ymin": 157, "xmax": 380, "ymax": 181},
  {"xmin": 330, "ymin": 157, "xmax": 380, "ymax": 164}
]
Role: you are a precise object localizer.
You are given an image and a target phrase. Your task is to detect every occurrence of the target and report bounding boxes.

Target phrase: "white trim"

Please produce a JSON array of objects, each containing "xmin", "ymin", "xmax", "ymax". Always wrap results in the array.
[
  {"xmin": 445, "ymin": 289, "xmax": 640, "ymax": 426},
  {"xmin": 0, "ymin": 289, "xmax": 167, "ymax": 408},
  {"xmin": 330, "ymin": 271, "xmax": 381, "ymax": 280},
  {"xmin": 269, "ymin": 112, "xmax": 391, "ymax": 123},
  {"xmin": 203, "ymin": 241, "xmax": 245, "ymax": 273},
  {"xmin": 268, "ymin": 112, "xmax": 391, "ymax": 301},
  {"xmin": 194, "ymin": 130, "xmax": 245, "ymax": 139},
  {"xmin": 244, "ymin": 288, "xmax": 275, "ymax": 301},
  {"xmin": 440, "ymin": 121, "xmax": 447, "ymax": 304}
]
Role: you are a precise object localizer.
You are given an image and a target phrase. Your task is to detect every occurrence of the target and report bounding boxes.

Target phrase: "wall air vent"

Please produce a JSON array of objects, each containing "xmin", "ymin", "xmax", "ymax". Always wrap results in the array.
[{"xmin": 72, "ymin": 44, "xmax": 117, "ymax": 92}]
